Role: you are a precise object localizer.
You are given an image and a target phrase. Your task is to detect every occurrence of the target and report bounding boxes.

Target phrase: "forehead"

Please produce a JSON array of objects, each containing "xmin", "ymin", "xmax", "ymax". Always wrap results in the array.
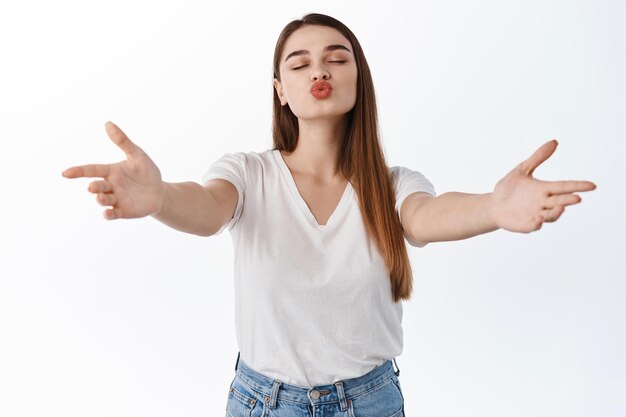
[{"xmin": 282, "ymin": 25, "xmax": 351, "ymax": 60}]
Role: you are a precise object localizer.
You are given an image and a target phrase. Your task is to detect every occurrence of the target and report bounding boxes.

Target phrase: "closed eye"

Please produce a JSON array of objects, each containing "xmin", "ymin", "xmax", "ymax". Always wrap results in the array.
[{"xmin": 292, "ymin": 60, "xmax": 347, "ymax": 70}]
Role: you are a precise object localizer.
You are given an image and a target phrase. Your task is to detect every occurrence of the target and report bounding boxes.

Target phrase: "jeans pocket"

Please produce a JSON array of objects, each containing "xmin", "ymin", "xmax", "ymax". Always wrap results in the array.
[
  {"xmin": 348, "ymin": 378, "xmax": 404, "ymax": 417},
  {"xmin": 225, "ymin": 376, "xmax": 264, "ymax": 417}
]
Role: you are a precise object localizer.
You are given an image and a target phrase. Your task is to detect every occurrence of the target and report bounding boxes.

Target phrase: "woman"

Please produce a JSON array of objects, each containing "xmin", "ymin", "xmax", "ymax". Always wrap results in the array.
[{"xmin": 62, "ymin": 12, "xmax": 596, "ymax": 417}]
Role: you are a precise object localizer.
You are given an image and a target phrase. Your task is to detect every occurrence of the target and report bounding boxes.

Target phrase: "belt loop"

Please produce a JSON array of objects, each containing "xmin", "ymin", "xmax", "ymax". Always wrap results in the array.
[
  {"xmin": 334, "ymin": 381, "xmax": 348, "ymax": 411},
  {"xmin": 392, "ymin": 358, "xmax": 400, "ymax": 377},
  {"xmin": 268, "ymin": 380, "xmax": 282, "ymax": 408},
  {"xmin": 235, "ymin": 352, "xmax": 240, "ymax": 372}
]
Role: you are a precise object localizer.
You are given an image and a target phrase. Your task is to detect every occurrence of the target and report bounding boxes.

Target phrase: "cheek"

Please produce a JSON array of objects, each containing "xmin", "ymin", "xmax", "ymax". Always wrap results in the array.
[
  {"xmin": 279, "ymin": 76, "xmax": 299, "ymax": 98},
  {"xmin": 349, "ymin": 67, "xmax": 358, "ymax": 88},
  {"xmin": 338, "ymin": 65, "xmax": 358, "ymax": 92}
]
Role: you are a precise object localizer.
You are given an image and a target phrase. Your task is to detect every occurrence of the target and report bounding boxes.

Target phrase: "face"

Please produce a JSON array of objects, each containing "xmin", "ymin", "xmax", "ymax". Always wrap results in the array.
[{"xmin": 274, "ymin": 25, "xmax": 358, "ymax": 121}]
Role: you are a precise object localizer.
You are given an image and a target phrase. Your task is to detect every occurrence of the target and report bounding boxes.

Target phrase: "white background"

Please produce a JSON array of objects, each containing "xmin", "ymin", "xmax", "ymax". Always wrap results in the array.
[{"xmin": 1, "ymin": 1, "xmax": 624, "ymax": 416}]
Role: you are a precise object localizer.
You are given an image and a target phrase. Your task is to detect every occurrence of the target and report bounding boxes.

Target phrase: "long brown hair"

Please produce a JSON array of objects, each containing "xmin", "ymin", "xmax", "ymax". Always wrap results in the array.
[{"xmin": 272, "ymin": 13, "xmax": 414, "ymax": 302}]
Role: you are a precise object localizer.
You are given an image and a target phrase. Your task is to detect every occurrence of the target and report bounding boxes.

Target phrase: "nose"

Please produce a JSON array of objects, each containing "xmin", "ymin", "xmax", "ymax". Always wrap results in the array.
[{"xmin": 311, "ymin": 69, "xmax": 330, "ymax": 82}]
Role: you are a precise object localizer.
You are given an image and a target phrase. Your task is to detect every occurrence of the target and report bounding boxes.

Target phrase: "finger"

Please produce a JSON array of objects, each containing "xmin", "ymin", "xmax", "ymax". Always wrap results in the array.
[
  {"xmin": 544, "ymin": 193, "xmax": 581, "ymax": 208},
  {"xmin": 62, "ymin": 164, "xmax": 111, "ymax": 179},
  {"xmin": 524, "ymin": 214, "xmax": 545, "ymax": 233},
  {"xmin": 87, "ymin": 180, "xmax": 113, "ymax": 193},
  {"xmin": 105, "ymin": 121, "xmax": 145, "ymax": 160},
  {"xmin": 531, "ymin": 215, "xmax": 544, "ymax": 231},
  {"xmin": 103, "ymin": 207, "xmax": 123, "ymax": 220},
  {"xmin": 547, "ymin": 180, "xmax": 597, "ymax": 195},
  {"xmin": 541, "ymin": 206, "xmax": 565, "ymax": 223},
  {"xmin": 96, "ymin": 192, "xmax": 117, "ymax": 207},
  {"xmin": 520, "ymin": 139, "xmax": 558, "ymax": 176}
]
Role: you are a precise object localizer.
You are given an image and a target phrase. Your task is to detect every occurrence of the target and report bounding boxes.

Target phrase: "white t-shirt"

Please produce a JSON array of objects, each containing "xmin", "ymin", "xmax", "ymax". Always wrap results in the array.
[{"xmin": 202, "ymin": 148, "xmax": 436, "ymax": 387}]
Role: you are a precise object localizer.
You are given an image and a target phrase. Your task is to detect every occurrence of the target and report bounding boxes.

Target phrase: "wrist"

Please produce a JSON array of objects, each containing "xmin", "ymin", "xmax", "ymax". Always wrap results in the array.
[
  {"xmin": 483, "ymin": 192, "xmax": 500, "ymax": 230},
  {"xmin": 152, "ymin": 181, "xmax": 168, "ymax": 217}
]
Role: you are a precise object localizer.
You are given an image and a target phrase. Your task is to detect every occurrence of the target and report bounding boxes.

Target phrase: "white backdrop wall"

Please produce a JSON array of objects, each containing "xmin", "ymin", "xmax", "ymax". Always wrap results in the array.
[{"xmin": 1, "ymin": 1, "xmax": 624, "ymax": 416}]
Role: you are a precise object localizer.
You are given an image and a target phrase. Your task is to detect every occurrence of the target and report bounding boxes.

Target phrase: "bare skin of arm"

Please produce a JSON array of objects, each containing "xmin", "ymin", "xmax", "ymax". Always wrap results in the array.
[
  {"xmin": 401, "ymin": 140, "xmax": 597, "ymax": 244},
  {"xmin": 62, "ymin": 121, "xmax": 237, "ymax": 237}
]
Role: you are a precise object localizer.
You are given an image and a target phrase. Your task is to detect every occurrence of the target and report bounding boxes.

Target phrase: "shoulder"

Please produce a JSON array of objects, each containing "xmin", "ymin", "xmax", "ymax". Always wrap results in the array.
[
  {"xmin": 387, "ymin": 165, "xmax": 424, "ymax": 180},
  {"xmin": 209, "ymin": 148, "xmax": 273, "ymax": 170},
  {"xmin": 203, "ymin": 148, "xmax": 279, "ymax": 184},
  {"xmin": 213, "ymin": 148, "xmax": 267, "ymax": 162},
  {"xmin": 387, "ymin": 165, "xmax": 436, "ymax": 195}
]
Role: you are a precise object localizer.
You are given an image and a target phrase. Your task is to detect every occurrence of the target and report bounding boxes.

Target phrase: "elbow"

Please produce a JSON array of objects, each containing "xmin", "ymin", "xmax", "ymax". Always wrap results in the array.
[
  {"xmin": 410, "ymin": 236, "xmax": 431, "ymax": 247},
  {"xmin": 404, "ymin": 226, "xmax": 431, "ymax": 247}
]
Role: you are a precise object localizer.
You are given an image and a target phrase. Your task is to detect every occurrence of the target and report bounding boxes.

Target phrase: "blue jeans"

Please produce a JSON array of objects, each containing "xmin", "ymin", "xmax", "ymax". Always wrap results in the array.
[{"xmin": 225, "ymin": 352, "xmax": 405, "ymax": 417}]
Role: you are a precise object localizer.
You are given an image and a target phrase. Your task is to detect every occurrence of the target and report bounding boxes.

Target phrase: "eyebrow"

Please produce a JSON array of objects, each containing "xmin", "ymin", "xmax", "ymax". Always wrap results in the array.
[{"xmin": 284, "ymin": 44, "xmax": 352, "ymax": 63}]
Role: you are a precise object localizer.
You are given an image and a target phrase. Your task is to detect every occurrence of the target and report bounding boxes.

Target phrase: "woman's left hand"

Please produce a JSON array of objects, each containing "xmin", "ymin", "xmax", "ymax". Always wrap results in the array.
[{"xmin": 488, "ymin": 139, "xmax": 596, "ymax": 233}]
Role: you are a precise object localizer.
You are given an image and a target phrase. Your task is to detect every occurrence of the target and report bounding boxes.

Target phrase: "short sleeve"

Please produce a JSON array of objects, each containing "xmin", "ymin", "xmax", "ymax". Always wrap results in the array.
[
  {"xmin": 389, "ymin": 166, "xmax": 437, "ymax": 247},
  {"xmin": 201, "ymin": 152, "xmax": 246, "ymax": 235}
]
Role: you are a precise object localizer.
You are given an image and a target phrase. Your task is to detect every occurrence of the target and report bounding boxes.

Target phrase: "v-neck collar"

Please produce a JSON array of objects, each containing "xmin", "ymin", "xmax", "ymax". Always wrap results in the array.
[{"xmin": 272, "ymin": 149, "xmax": 353, "ymax": 231}]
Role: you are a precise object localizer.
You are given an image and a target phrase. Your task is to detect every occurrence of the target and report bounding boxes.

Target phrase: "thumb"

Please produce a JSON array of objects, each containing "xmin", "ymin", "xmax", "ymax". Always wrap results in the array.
[
  {"xmin": 104, "ymin": 121, "xmax": 145, "ymax": 160},
  {"xmin": 520, "ymin": 139, "xmax": 558, "ymax": 177}
]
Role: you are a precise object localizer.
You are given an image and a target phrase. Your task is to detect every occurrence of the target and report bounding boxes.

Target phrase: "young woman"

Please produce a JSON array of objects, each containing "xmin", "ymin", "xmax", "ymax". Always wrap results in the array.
[{"xmin": 62, "ymin": 12, "xmax": 596, "ymax": 417}]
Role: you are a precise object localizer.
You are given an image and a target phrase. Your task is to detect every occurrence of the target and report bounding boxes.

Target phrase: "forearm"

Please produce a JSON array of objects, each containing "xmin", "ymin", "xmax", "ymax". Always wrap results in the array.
[
  {"xmin": 409, "ymin": 192, "xmax": 499, "ymax": 243},
  {"xmin": 151, "ymin": 181, "xmax": 220, "ymax": 236}
]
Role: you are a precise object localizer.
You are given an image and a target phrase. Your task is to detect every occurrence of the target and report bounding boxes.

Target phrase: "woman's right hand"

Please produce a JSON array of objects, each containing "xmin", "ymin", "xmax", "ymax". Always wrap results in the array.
[{"xmin": 62, "ymin": 121, "xmax": 164, "ymax": 220}]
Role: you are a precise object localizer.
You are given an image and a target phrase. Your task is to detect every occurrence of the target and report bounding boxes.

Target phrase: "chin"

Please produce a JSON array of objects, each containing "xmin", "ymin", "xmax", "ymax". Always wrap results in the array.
[{"xmin": 292, "ymin": 103, "xmax": 354, "ymax": 120}]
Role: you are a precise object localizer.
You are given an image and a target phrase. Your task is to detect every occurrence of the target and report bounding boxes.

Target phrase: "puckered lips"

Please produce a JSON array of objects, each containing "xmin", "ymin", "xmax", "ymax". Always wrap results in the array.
[{"xmin": 310, "ymin": 81, "xmax": 333, "ymax": 99}]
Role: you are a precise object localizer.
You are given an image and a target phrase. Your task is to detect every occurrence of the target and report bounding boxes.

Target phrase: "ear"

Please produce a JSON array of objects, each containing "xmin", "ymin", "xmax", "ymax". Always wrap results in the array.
[{"xmin": 273, "ymin": 78, "xmax": 287, "ymax": 106}]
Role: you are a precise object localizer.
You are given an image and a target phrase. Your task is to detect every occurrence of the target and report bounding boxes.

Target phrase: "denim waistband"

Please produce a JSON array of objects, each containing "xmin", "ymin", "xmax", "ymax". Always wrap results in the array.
[{"xmin": 233, "ymin": 352, "xmax": 401, "ymax": 407}]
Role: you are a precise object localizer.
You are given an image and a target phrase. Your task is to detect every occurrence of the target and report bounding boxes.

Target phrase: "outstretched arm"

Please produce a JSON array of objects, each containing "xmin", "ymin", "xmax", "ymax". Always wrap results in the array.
[
  {"xmin": 403, "ymin": 140, "xmax": 597, "ymax": 244},
  {"xmin": 62, "ymin": 121, "xmax": 235, "ymax": 237}
]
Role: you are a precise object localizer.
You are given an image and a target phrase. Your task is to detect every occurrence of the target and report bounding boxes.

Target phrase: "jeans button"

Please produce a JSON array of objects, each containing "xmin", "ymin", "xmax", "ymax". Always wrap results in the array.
[{"xmin": 310, "ymin": 390, "xmax": 320, "ymax": 399}]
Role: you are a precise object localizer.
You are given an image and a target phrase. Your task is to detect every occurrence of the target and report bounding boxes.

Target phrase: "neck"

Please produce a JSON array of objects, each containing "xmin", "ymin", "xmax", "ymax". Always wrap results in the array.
[{"xmin": 282, "ymin": 115, "xmax": 349, "ymax": 182}]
